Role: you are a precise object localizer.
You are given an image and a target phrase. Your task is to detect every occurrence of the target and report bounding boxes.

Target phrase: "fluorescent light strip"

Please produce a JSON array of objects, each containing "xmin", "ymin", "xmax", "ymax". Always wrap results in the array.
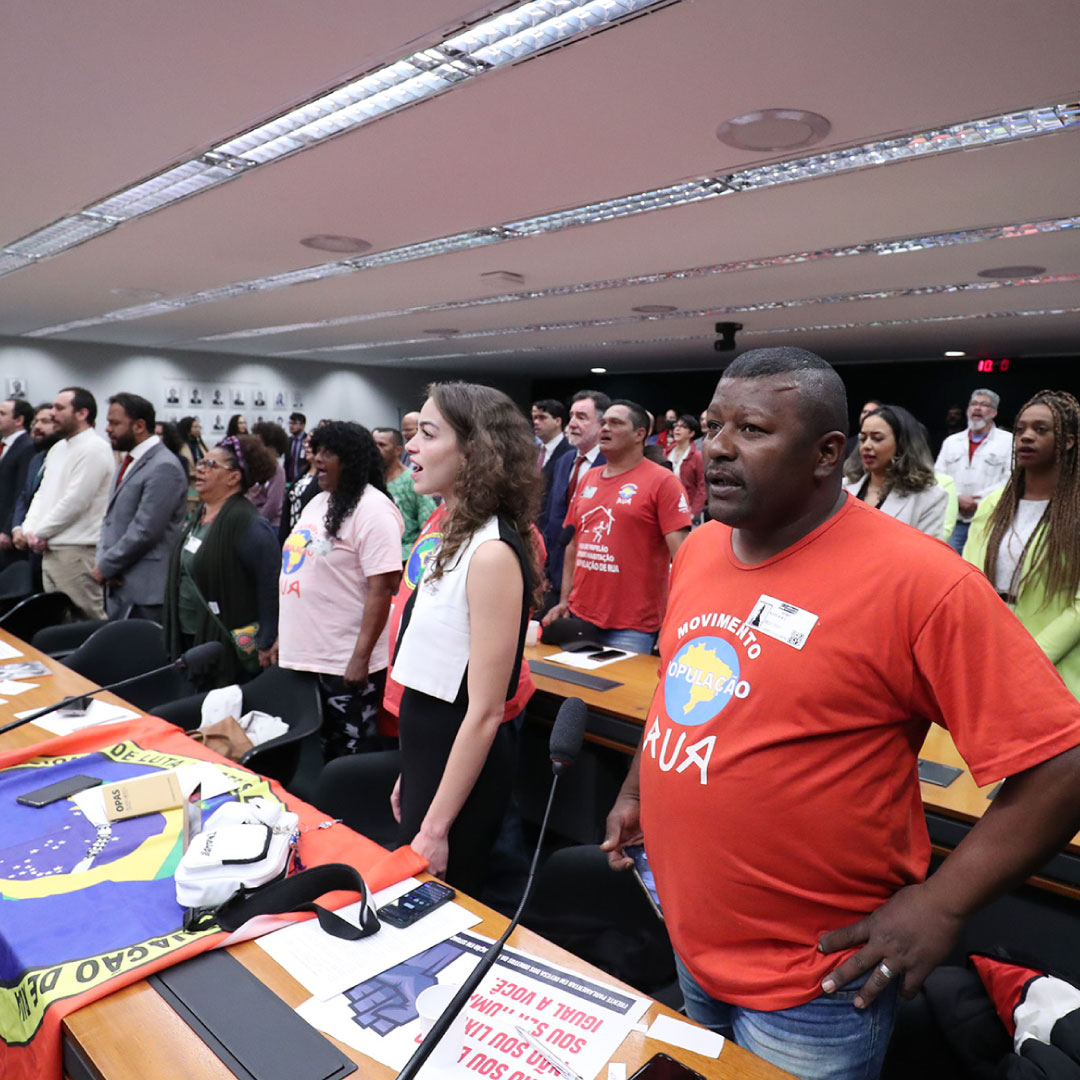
[
  {"xmin": 197, "ymin": 214, "xmax": 1080, "ymax": 342},
  {"xmin": 1, "ymin": 0, "xmax": 669, "ymax": 278},
  {"xmin": 270, "ymin": 273, "xmax": 1079, "ymax": 354},
  {"xmin": 27, "ymin": 98, "xmax": 1080, "ymax": 338},
  {"xmin": 337, "ymin": 304, "xmax": 1080, "ymax": 363}
]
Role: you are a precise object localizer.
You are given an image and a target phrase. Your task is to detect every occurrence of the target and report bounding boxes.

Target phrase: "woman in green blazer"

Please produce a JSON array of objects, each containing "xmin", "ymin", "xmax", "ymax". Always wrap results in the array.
[{"xmin": 964, "ymin": 390, "xmax": 1080, "ymax": 698}]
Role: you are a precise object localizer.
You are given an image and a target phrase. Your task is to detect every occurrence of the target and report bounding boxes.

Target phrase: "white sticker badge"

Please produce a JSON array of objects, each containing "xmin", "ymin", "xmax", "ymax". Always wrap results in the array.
[
  {"xmin": 183, "ymin": 535, "xmax": 202, "ymax": 554},
  {"xmin": 745, "ymin": 594, "xmax": 818, "ymax": 650}
]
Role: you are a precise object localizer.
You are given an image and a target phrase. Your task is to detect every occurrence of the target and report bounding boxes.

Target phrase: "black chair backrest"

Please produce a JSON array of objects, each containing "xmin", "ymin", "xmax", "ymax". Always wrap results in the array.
[
  {"xmin": 31, "ymin": 620, "xmax": 108, "ymax": 660},
  {"xmin": 63, "ymin": 620, "xmax": 192, "ymax": 711},
  {"xmin": 0, "ymin": 591, "xmax": 75, "ymax": 640},
  {"xmin": 0, "ymin": 560, "xmax": 32, "ymax": 601},
  {"xmin": 313, "ymin": 750, "xmax": 401, "ymax": 850},
  {"xmin": 151, "ymin": 666, "xmax": 322, "ymax": 788}
]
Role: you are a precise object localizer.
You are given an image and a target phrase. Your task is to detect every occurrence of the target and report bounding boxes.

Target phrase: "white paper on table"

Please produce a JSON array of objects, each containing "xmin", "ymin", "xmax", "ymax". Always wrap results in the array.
[
  {"xmin": 0, "ymin": 679, "xmax": 39, "ymax": 695},
  {"xmin": 546, "ymin": 649, "xmax": 634, "ymax": 670},
  {"xmin": 176, "ymin": 761, "xmax": 241, "ymax": 800},
  {"xmin": 0, "ymin": 640, "xmax": 24, "ymax": 660},
  {"xmin": 296, "ymin": 929, "xmax": 652, "ymax": 1079},
  {"xmin": 646, "ymin": 1014, "xmax": 724, "ymax": 1058},
  {"xmin": 23, "ymin": 699, "xmax": 141, "ymax": 735},
  {"xmin": 256, "ymin": 877, "xmax": 482, "ymax": 1001}
]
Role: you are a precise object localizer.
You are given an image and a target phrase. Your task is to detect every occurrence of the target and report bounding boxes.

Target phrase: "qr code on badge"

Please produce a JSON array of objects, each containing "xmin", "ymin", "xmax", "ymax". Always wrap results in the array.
[{"xmin": 788, "ymin": 631, "xmax": 804, "ymax": 647}]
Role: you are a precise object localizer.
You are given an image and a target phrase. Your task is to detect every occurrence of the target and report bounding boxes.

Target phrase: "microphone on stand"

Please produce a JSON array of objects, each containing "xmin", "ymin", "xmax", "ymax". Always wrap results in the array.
[
  {"xmin": 0, "ymin": 641, "xmax": 226, "ymax": 736},
  {"xmin": 396, "ymin": 696, "xmax": 588, "ymax": 1080}
]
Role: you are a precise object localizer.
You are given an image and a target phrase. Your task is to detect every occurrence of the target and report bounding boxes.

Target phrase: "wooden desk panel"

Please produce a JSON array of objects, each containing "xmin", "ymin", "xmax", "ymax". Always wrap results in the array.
[{"xmin": 0, "ymin": 630, "xmax": 791, "ymax": 1080}]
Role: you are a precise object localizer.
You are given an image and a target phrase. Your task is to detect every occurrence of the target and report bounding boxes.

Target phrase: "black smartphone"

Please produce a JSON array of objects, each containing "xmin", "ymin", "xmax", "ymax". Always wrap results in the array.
[
  {"xmin": 625, "ymin": 844, "xmax": 663, "ymax": 919},
  {"xmin": 17, "ymin": 773, "xmax": 102, "ymax": 808},
  {"xmin": 629, "ymin": 1053, "xmax": 707, "ymax": 1080},
  {"xmin": 377, "ymin": 880, "xmax": 456, "ymax": 928},
  {"xmin": 586, "ymin": 648, "xmax": 627, "ymax": 662},
  {"xmin": 917, "ymin": 759, "xmax": 963, "ymax": 787}
]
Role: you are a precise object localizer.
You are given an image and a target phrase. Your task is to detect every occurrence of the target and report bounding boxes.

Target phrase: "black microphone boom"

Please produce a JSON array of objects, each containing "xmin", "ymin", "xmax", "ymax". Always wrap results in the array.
[
  {"xmin": 396, "ymin": 696, "xmax": 589, "ymax": 1080},
  {"xmin": 0, "ymin": 640, "xmax": 225, "ymax": 737}
]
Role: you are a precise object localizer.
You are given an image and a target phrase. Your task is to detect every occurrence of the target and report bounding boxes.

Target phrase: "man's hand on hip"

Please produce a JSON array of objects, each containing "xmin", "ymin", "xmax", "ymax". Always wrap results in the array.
[{"xmin": 818, "ymin": 882, "xmax": 964, "ymax": 1008}]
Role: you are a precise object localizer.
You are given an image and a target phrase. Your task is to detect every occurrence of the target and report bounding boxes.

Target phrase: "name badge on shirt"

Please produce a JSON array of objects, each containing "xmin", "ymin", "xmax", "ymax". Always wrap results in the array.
[
  {"xmin": 746, "ymin": 594, "xmax": 818, "ymax": 650},
  {"xmin": 208, "ymin": 601, "xmax": 220, "ymax": 615},
  {"xmin": 183, "ymin": 536, "xmax": 202, "ymax": 554},
  {"xmin": 581, "ymin": 486, "xmax": 598, "ymax": 499}
]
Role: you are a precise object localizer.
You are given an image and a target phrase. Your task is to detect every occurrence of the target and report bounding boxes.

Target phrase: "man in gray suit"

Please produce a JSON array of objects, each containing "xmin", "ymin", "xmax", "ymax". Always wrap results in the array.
[{"xmin": 94, "ymin": 393, "xmax": 188, "ymax": 621}]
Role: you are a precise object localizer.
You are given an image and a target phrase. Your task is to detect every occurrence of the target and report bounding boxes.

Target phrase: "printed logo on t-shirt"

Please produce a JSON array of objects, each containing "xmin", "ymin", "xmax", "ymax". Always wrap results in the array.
[
  {"xmin": 663, "ymin": 636, "xmax": 748, "ymax": 726},
  {"xmin": 616, "ymin": 482, "xmax": 638, "ymax": 505},
  {"xmin": 677, "ymin": 491, "xmax": 690, "ymax": 515},
  {"xmin": 405, "ymin": 531, "xmax": 442, "ymax": 591},
  {"xmin": 282, "ymin": 527, "xmax": 313, "ymax": 574}
]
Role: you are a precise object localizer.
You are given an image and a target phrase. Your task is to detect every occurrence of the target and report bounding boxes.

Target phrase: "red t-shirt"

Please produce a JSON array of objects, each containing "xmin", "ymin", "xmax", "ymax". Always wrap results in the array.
[
  {"xmin": 563, "ymin": 459, "xmax": 692, "ymax": 633},
  {"xmin": 640, "ymin": 495, "xmax": 1080, "ymax": 1010},
  {"xmin": 382, "ymin": 505, "xmax": 539, "ymax": 732}
]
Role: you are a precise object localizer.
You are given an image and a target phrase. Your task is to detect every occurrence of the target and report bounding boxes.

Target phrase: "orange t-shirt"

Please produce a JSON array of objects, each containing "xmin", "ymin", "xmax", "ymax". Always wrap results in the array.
[
  {"xmin": 564, "ymin": 459, "xmax": 692, "ymax": 633},
  {"xmin": 382, "ymin": 505, "xmax": 539, "ymax": 731},
  {"xmin": 640, "ymin": 495, "xmax": 1080, "ymax": 1010}
]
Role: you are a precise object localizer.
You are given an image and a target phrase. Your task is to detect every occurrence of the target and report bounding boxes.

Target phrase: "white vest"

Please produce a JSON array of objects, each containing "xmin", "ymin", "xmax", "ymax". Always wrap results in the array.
[{"xmin": 392, "ymin": 516, "xmax": 502, "ymax": 703}]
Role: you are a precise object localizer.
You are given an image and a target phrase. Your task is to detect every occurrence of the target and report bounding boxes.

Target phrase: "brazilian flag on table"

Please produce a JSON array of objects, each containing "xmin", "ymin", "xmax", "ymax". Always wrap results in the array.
[{"xmin": 0, "ymin": 714, "xmax": 424, "ymax": 1080}]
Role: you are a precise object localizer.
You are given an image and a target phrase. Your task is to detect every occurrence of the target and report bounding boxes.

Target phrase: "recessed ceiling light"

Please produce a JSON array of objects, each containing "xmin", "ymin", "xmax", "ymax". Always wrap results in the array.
[
  {"xmin": 632, "ymin": 304, "xmax": 677, "ymax": 314},
  {"xmin": 590, "ymin": 367, "xmax": 607, "ymax": 374},
  {"xmin": 109, "ymin": 286, "xmax": 165, "ymax": 301},
  {"xmin": 423, "ymin": 328, "xmax": 460, "ymax": 336},
  {"xmin": 976, "ymin": 264, "xmax": 1047, "ymax": 279},
  {"xmin": 716, "ymin": 109, "xmax": 831, "ymax": 152},
  {"xmin": 944, "ymin": 349, "xmax": 966, "ymax": 357},
  {"xmin": 300, "ymin": 234, "xmax": 372, "ymax": 254}
]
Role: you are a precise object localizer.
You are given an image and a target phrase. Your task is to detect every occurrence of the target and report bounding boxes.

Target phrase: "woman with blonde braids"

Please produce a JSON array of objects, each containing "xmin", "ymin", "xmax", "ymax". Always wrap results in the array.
[
  {"xmin": 964, "ymin": 390, "xmax": 1080, "ymax": 697},
  {"xmin": 388, "ymin": 383, "xmax": 543, "ymax": 891}
]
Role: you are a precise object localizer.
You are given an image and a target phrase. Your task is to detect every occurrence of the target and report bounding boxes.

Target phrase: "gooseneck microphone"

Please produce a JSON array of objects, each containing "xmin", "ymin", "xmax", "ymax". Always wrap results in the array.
[
  {"xmin": 0, "ymin": 640, "xmax": 226, "ymax": 736},
  {"xmin": 397, "ymin": 696, "xmax": 588, "ymax": 1080}
]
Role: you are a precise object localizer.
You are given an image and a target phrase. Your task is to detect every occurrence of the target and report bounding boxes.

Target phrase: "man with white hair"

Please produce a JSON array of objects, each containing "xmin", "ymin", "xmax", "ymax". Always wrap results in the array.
[{"xmin": 934, "ymin": 387, "xmax": 1013, "ymax": 553}]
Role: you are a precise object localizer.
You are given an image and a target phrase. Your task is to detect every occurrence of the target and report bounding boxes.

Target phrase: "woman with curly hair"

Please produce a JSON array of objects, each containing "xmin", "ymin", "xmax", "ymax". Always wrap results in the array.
[
  {"xmin": 387, "ymin": 382, "xmax": 542, "ymax": 891},
  {"xmin": 164, "ymin": 434, "xmax": 281, "ymax": 689},
  {"xmin": 964, "ymin": 390, "xmax": 1080, "ymax": 698},
  {"xmin": 275, "ymin": 421, "xmax": 404, "ymax": 758},
  {"xmin": 842, "ymin": 403, "xmax": 950, "ymax": 538}
]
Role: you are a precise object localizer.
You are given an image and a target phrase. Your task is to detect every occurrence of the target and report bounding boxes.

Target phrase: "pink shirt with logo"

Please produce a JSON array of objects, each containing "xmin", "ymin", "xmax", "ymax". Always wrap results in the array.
[{"xmin": 278, "ymin": 488, "xmax": 403, "ymax": 676}]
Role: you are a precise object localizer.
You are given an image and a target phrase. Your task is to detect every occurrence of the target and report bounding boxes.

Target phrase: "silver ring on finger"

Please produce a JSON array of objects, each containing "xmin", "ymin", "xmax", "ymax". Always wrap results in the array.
[{"xmin": 877, "ymin": 961, "xmax": 896, "ymax": 980}]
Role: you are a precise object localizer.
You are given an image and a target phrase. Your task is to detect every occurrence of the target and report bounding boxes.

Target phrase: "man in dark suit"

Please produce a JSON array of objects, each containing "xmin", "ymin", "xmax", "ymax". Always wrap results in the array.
[
  {"xmin": 94, "ymin": 393, "xmax": 188, "ymax": 621},
  {"xmin": 533, "ymin": 398, "xmax": 572, "ymax": 532},
  {"xmin": 285, "ymin": 412, "xmax": 307, "ymax": 484},
  {"xmin": 541, "ymin": 389, "xmax": 610, "ymax": 604},
  {"xmin": 0, "ymin": 397, "xmax": 37, "ymax": 569}
]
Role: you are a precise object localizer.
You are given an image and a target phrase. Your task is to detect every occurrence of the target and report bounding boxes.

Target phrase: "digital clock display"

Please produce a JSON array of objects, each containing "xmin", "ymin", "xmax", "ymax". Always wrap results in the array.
[{"xmin": 975, "ymin": 358, "xmax": 1011, "ymax": 373}]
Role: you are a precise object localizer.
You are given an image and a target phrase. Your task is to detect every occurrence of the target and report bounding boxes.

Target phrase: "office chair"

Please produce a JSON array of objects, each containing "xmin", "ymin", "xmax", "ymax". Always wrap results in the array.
[
  {"xmin": 0, "ymin": 560, "xmax": 33, "ymax": 615},
  {"xmin": 62, "ymin": 619, "xmax": 191, "ymax": 711},
  {"xmin": 31, "ymin": 619, "xmax": 108, "ymax": 660},
  {"xmin": 0, "ymin": 591, "xmax": 76, "ymax": 641},
  {"xmin": 152, "ymin": 665, "xmax": 323, "ymax": 787},
  {"xmin": 311, "ymin": 750, "xmax": 402, "ymax": 850}
]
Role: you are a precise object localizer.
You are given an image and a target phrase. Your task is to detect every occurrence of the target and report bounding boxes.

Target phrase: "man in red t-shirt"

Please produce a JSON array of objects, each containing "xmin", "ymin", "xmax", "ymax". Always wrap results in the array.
[
  {"xmin": 601, "ymin": 348, "xmax": 1080, "ymax": 1080},
  {"xmin": 543, "ymin": 399, "xmax": 691, "ymax": 654}
]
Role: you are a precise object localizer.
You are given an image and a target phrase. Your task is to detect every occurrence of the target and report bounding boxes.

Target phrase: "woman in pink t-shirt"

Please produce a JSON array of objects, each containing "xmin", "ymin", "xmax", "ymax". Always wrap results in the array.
[{"xmin": 275, "ymin": 421, "xmax": 404, "ymax": 758}]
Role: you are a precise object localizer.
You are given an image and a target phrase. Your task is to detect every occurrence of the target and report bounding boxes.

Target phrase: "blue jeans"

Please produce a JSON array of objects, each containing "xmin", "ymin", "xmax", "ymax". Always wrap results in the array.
[
  {"xmin": 947, "ymin": 519, "xmax": 970, "ymax": 555},
  {"xmin": 597, "ymin": 627, "xmax": 657, "ymax": 654},
  {"xmin": 675, "ymin": 957, "xmax": 898, "ymax": 1080}
]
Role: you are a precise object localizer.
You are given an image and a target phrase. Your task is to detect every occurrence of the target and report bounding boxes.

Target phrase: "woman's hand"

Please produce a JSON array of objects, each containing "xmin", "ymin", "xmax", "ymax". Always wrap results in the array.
[
  {"xmin": 390, "ymin": 774, "xmax": 402, "ymax": 824},
  {"xmin": 258, "ymin": 644, "xmax": 276, "ymax": 668},
  {"xmin": 410, "ymin": 830, "xmax": 449, "ymax": 879},
  {"xmin": 343, "ymin": 652, "xmax": 370, "ymax": 690}
]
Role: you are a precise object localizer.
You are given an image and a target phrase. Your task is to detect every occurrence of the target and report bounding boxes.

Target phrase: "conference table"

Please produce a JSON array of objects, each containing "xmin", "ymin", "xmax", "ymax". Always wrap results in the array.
[
  {"xmin": 0, "ymin": 630, "xmax": 792, "ymax": 1080},
  {"xmin": 522, "ymin": 643, "xmax": 1080, "ymax": 901}
]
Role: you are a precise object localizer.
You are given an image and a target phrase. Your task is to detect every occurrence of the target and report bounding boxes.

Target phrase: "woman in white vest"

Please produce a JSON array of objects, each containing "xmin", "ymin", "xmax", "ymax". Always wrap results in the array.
[
  {"xmin": 843, "ymin": 404, "xmax": 950, "ymax": 539},
  {"xmin": 389, "ymin": 383, "xmax": 542, "ymax": 891}
]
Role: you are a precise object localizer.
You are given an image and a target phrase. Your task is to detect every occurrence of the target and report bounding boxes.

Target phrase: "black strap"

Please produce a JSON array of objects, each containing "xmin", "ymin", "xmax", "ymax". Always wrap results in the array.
[{"xmin": 186, "ymin": 863, "xmax": 381, "ymax": 940}]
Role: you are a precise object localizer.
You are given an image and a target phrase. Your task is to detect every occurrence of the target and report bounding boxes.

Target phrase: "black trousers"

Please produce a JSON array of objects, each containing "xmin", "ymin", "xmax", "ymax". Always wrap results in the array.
[{"xmin": 397, "ymin": 686, "xmax": 514, "ymax": 896}]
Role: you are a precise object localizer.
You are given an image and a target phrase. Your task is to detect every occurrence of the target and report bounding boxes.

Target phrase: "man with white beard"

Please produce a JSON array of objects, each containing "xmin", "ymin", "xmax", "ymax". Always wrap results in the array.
[{"xmin": 934, "ymin": 388, "xmax": 1013, "ymax": 553}]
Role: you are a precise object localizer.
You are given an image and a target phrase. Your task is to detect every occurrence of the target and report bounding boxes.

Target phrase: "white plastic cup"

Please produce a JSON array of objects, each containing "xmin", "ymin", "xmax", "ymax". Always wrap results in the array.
[
  {"xmin": 525, "ymin": 619, "xmax": 540, "ymax": 647},
  {"xmin": 415, "ymin": 982, "xmax": 469, "ymax": 1071}
]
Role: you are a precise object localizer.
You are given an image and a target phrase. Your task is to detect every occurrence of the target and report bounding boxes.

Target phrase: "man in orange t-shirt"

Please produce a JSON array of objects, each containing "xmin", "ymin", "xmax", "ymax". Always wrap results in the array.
[
  {"xmin": 544, "ymin": 400, "xmax": 691, "ymax": 654},
  {"xmin": 602, "ymin": 347, "xmax": 1080, "ymax": 1080}
]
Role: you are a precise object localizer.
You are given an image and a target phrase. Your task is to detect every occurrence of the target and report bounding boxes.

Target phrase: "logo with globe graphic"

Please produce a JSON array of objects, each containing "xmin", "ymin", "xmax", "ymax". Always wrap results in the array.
[
  {"xmin": 406, "ymin": 532, "xmax": 443, "ymax": 590},
  {"xmin": 663, "ymin": 636, "xmax": 742, "ymax": 726},
  {"xmin": 281, "ymin": 528, "xmax": 312, "ymax": 574}
]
